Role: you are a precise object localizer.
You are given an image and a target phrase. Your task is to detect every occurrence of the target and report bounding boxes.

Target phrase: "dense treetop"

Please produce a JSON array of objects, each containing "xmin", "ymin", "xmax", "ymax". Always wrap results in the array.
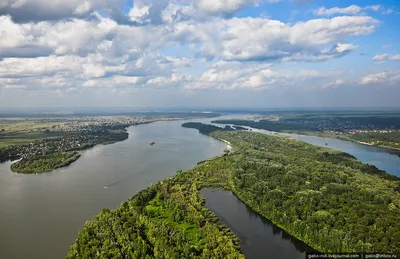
[
  {"xmin": 11, "ymin": 151, "xmax": 81, "ymax": 174},
  {"xmin": 68, "ymin": 126, "xmax": 400, "ymax": 258}
]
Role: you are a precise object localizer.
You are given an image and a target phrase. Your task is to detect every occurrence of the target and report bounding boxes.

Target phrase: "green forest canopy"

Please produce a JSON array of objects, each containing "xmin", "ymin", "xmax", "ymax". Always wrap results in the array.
[
  {"xmin": 11, "ymin": 151, "xmax": 81, "ymax": 174},
  {"xmin": 68, "ymin": 128, "xmax": 400, "ymax": 258},
  {"xmin": 211, "ymin": 119, "xmax": 400, "ymax": 150}
]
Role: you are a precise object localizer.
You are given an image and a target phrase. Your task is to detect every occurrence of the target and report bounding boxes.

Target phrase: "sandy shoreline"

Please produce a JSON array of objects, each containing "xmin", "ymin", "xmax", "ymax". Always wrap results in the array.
[
  {"xmin": 355, "ymin": 141, "xmax": 400, "ymax": 151},
  {"xmin": 221, "ymin": 139, "xmax": 233, "ymax": 151}
]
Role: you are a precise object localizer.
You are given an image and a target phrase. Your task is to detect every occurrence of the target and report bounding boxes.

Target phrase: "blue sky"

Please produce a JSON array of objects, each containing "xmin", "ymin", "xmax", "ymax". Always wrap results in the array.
[{"xmin": 0, "ymin": 0, "xmax": 399, "ymax": 108}]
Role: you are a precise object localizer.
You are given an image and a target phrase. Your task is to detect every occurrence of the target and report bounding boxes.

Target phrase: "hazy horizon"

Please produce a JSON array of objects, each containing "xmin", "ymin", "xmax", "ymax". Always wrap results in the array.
[{"xmin": 1, "ymin": 106, "xmax": 400, "ymax": 116}]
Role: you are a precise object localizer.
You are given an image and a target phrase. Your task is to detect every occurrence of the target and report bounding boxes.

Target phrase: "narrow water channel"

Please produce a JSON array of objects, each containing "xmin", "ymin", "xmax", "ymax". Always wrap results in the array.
[
  {"xmin": 201, "ymin": 188, "xmax": 315, "ymax": 259},
  {"xmin": 195, "ymin": 115, "xmax": 400, "ymax": 177},
  {"xmin": 196, "ymin": 114, "xmax": 400, "ymax": 259}
]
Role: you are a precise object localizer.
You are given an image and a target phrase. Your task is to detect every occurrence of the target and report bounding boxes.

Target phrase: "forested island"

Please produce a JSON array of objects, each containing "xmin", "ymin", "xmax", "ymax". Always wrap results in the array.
[
  {"xmin": 212, "ymin": 118, "xmax": 400, "ymax": 151},
  {"xmin": 68, "ymin": 124, "xmax": 400, "ymax": 258},
  {"xmin": 1, "ymin": 128, "xmax": 129, "ymax": 173},
  {"xmin": 11, "ymin": 151, "xmax": 81, "ymax": 174},
  {"xmin": 1, "ymin": 114, "xmax": 216, "ymax": 173},
  {"xmin": 182, "ymin": 122, "xmax": 235, "ymax": 135}
]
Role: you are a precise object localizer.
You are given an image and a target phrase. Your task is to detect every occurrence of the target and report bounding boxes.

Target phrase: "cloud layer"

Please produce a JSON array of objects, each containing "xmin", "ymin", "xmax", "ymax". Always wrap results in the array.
[
  {"xmin": 315, "ymin": 5, "xmax": 381, "ymax": 16},
  {"xmin": 0, "ymin": 0, "xmax": 126, "ymax": 22},
  {"xmin": 372, "ymin": 53, "xmax": 400, "ymax": 62},
  {"xmin": 360, "ymin": 71, "xmax": 400, "ymax": 85},
  {"xmin": 0, "ymin": 0, "xmax": 398, "ymax": 107}
]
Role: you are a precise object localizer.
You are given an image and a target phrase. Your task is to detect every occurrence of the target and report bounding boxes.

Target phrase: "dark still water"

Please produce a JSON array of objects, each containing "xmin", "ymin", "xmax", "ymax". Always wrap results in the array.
[{"xmin": 201, "ymin": 189, "xmax": 315, "ymax": 259}]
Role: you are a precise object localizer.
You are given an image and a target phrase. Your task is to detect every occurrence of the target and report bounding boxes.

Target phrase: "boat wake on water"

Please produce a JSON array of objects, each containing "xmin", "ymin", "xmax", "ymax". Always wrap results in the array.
[
  {"xmin": 104, "ymin": 174, "xmax": 138, "ymax": 189},
  {"xmin": 104, "ymin": 168, "xmax": 156, "ymax": 189}
]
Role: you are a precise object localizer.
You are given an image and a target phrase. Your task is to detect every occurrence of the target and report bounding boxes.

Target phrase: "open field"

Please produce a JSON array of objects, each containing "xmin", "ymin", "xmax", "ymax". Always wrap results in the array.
[
  {"xmin": 0, "ymin": 120, "xmax": 67, "ymax": 133},
  {"xmin": 0, "ymin": 120, "xmax": 69, "ymax": 148},
  {"xmin": 0, "ymin": 131, "xmax": 72, "ymax": 148}
]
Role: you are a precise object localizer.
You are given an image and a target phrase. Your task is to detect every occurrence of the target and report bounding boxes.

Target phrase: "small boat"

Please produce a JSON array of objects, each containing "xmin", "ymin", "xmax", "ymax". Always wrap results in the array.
[{"xmin": 150, "ymin": 142, "xmax": 155, "ymax": 146}]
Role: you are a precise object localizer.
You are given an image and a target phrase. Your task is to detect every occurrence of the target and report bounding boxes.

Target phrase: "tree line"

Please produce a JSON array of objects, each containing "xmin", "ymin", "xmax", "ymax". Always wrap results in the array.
[
  {"xmin": 67, "ymin": 124, "xmax": 400, "ymax": 258},
  {"xmin": 11, "ymin": 151, "xmax": 81, "ymax": 174}
]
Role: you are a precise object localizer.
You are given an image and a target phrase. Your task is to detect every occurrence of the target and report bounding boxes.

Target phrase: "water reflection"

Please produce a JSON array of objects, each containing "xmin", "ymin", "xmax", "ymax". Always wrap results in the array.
[
  {"xmin": 241, "ymin": 192, "xmax": 313, "ymax": 254},
  {"xmin": 0, "ymin": 119, "xmax": 227, "ymax": 259},
  {"xmin": 201, "ymin": 188, "xmax": 315, "ymax": 259},
  {"xmin": 1, "ymin": 114, "xmax": 399, "ymax": 259},
  {"xmin": 194, "ymin": 116, "xmax": 400, "ymax": 176}
]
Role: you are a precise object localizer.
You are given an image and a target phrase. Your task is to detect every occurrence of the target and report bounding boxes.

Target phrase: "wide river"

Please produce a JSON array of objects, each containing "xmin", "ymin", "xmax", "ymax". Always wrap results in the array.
[
  {"xmin": 0, "ymin": 114, "xmax": 399, "ymax": 259},
  {"xmin": 201, "ymin": 115, "xmax": 400, "ymax": 176}
]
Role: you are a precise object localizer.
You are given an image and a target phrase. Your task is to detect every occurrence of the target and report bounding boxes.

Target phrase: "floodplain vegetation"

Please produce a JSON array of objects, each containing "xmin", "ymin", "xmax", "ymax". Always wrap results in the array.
[
  {"xmin": 0, "ymin": 114, "xmax": 219, "ymax": 173},
  {"xmin": 67, "ymin": 125, "xmax": 400, "ymax": 258},
  {"xmin": 2, "ymin": 129, "xmax": 128, "ymax": 173},
  {"xmin": 347, "ymin": 131, "xmax": 400, "ymax": 150},
  {"xmin": 11, "ymin": 151, "xmax": 81, "ymax": 174},
  {"xmin": 212, "ymin": 118, "xmax": 400, "ymax": 151},
  {"xmin": 0, "ymin": 119, "xmax": 130, "ymax": 172}
]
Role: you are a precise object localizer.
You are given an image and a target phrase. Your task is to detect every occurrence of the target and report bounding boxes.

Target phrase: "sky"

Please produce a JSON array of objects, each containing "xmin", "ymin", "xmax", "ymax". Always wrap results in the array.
[{"xmin": 0, "ymin": 0, "xmax": 399, "ymax": 109}]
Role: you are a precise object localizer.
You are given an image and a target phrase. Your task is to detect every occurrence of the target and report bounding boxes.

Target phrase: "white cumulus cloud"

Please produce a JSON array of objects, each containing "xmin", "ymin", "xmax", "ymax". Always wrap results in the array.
[
  {"xmin": 0, "ymin": 0, "xmax": 396, "ymax": 108},
  {"xmin": 372, "ymin": 53, "xmax": 400, "ymax": 62},
  {"xmin": 171, "ymin": 16, "xmax": 376, "ymax": 62},
  {"xmin": 360, "ymin": 71, "xmax": 400, "ymax": 85},
  {"xmin": 315, "ymin": 5, "xmax": 381, "ymax": 16},
  {"xmin": 0, "ymin": 0, "xmax": 126, "ymax": 22}
]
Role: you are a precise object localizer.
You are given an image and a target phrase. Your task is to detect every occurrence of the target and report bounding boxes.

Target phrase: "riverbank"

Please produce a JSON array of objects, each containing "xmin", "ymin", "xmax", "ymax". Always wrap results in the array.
[
  {"xmin": 68, "ymin": 128, "xmax": 400, "ymax": 257},
  {"xmin": 201, "ymin": 188, "xmax": 315, "ymax": 258},
  {"xmin": 0, "ymin": 118, "xmax": 229, "ymax": 259},
  {"xmin": 350, "ymin": 140, "xmax": 400, "ymax": 151},
  {"xmin": 220, "ymin": 139, "xmax": 233, "ymax": 151},
  {"xmin": 67, "ymin": 154, "xmax": 245, "ymax": 258},
  {"xmin": 1, "ymin": 115, "xmax": 226, "ymax": 174},
  {"xmin": 213, "ymin": 131, "xmax": 400, "ymax": 253},
  {"xmin": 0, "ymin": 117, "xmax": 214, "ymax": 173},
  {"xmin": 11, "ymin": 152, "xmax": 81, "ymax": 174},
  {"xmin": 210, "ymin": 119, "xmax": 400, "ymax": 152},
  {"xmin": 3, "ymin": 128, "xmax": 129, "ymax": 173},
  {"xmin": 297, "ymin": 131, "xmax": 400, "ymax": 152}
]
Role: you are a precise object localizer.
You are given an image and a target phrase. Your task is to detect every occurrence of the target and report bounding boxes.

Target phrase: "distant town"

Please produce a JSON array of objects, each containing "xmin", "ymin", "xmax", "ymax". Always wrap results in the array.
[
  {"xmin": 255, "ymin": 115, "xmax": 400, "ymax": 133},
  {"xmin": 0, "ymin": 115, "xmax": 211, "ymax": 171},
  {"xmin": 44, "ymin": 116, "xmax": 179, "ymax": 133}
]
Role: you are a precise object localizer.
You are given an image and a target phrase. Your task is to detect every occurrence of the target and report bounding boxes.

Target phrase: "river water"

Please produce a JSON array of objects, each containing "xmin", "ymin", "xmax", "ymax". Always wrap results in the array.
[
  {"xmin": 0, "ymin": 114, "xmax": 399, "ymax": 259},
  {"xmin": 201, "ymin": 189, "xmax": 315, "ymax": 259},
  {"xmin": 252, "ymin": 129, "xmax": 400, "ymax": 177},
  {"xmin": 0, "ymin": 119, "xmax": 226, "ymax": 259},
  {"xmin": 197, "ymin": 115, "xmax": 400, "ymax": 176}
]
